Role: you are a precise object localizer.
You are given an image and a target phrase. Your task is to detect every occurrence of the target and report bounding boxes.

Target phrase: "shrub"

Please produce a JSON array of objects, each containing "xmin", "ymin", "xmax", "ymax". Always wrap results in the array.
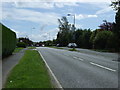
[
  {"xmin": 2, "ymin": 23, "xmax": 16, "ymax": 57},
  {"xmin": 94, "ymin": 31, "xmax": 116, "ymax": 49},
  {"xmin": 17, "ymin": 42, "xmax": 26, "ymax": 48}
]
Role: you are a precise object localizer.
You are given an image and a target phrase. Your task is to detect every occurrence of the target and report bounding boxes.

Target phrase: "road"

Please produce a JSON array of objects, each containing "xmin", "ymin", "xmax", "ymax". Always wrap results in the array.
[
  {"xmin": 37, "ymin": 47, "xmax": 119, "ymax": 88},
  {"xmin": 61, "ymin": 47, "xmax": 118, "ymax": 60}
]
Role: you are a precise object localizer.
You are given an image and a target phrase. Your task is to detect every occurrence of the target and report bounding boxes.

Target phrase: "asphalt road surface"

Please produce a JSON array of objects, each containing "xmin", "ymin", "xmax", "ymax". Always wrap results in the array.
[{"xmin": 37, "ymin": 47, "xmax": 119, "ymax": 88}]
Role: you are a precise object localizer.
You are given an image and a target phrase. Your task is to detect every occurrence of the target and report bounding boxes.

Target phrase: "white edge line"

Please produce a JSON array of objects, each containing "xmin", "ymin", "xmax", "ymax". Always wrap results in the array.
[
  {"xmin": 38, "ymin": 50, "xmax": 63, "ymax": 89},
  {"xmin": 90, "ymin": 62, "xmax": 116, "ymax": 72}
]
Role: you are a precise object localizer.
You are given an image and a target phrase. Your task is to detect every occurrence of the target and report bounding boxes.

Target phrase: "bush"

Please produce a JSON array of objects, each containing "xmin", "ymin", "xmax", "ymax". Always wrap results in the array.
[
  {"xmin": 94, "ymin": 31, "xmax": 116, "ymax": 49},
  {"xmin": 17, "ymin": 42, "xmax": 26, "ymax": 48},
  {"xmin": 2, "ymin": 23, "xmax": 16, "ymax": 57}
]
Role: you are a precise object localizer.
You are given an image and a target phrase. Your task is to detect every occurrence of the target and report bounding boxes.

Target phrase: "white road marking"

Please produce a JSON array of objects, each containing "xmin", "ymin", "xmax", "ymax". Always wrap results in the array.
[
  {"xmin": 73, "ymin": 57, "xmax": 84, "ymax": 61},
  {"xmin": 78, "ymin": 58, "xmax": 84, "ymax": 61},
  {"xmin": 90, "ymin": 62, "xmax": 116, "ymax": 72},
  {"xmin": 73, "ymin": 57, "xmax": 78, "ymax": 59},
  {"xmin": 38, "ymin": 50, "xmax": 63, "ymax": 89}
]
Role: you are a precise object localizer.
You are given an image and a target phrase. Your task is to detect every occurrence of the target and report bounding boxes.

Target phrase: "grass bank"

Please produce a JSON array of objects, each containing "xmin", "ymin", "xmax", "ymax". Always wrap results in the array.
[
  {"xmin": 5, "ymin": 50, "xmax": 52, "ymax": 88},
  {"xmin": 13, "ymin": 47, "xmax": 24, "ymax": 53}
]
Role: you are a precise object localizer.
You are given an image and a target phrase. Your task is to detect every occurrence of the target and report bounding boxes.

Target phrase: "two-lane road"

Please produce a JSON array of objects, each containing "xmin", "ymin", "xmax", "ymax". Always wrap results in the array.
[{"xmin": 37, "ymin": 47, "xmax": 118, "ymax": 88}]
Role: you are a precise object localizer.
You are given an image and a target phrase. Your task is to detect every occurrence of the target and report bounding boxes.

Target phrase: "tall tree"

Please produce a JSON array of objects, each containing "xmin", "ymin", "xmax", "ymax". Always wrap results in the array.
[
  {"xmin": 111, "ymin": 0, "xmax": 120, "ymax": 11},
  {"xmin": 57, "ymin": 16, "xmax": 72, "ymax": 46},
  {"xmin": 99, "ymin": 20, "xmax": 114, "ymax": 31},
  {"xmin": 111, "ymin": 0, "xmax": 120, "ymax": 51},
  {"xmin": 58, "ymin": 16, "xmax": 70, "ymax": 32}
]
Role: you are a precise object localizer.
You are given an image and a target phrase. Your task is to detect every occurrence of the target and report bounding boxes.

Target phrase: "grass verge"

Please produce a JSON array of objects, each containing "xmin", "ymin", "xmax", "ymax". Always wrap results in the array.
[
  {"xmin": 28, "ymin": 46, "xmax": 36, "ymax": 49},
  {"xmin": 13, "ymin": 47, "xmax": 24, "ymax": 53},
  {"xmin": 5, "ymin": 50, "xmax": 52, "ymax": 88},
  {"xmin": 69, "ymin": 48, "xmax": 77, "ymax": 51}
]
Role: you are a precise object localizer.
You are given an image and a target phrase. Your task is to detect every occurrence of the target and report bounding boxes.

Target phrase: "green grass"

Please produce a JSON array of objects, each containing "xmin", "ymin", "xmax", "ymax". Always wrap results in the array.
[
  {"xmin": 13, "ymin": 47, "xmax": 24, "ymax": 53},
  {"xmin": 47, "ymin": 46, "xmax": 63, "ymax": 49},
  {"xmin": 5, "ymin": 50, "xmax": 52, "ymax": 88},
  {"xmin": 69, "ymin": 48, "xmax": 77, "ymax": 51},
  {"xmin": 28, "ymin": 46, "xmax": 36, "ymax": 49}
]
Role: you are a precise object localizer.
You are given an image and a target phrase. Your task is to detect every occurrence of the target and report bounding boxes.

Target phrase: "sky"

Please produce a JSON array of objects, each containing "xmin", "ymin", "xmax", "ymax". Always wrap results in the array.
[{"xmin": 1, "ymin": 0, "xmax": 116, "ymax": 42}]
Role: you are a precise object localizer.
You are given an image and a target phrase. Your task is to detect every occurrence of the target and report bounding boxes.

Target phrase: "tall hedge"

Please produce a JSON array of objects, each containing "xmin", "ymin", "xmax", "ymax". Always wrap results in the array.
[{"xmin": 2, "ymin": 23, "xmax": 16, "ymax": 57}]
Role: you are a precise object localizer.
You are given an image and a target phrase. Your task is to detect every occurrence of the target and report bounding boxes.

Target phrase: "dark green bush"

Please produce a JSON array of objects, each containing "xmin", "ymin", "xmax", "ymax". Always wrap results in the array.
[
  {"xmin": 16, "ymin": 42, "xmax": 26, "ymax": 48},
  {"xmin": 2, "ymin": 23, "xmax": 16, "ymax": 57},
  {"xmin": 94, "ymin": 31, "xmax": 116, "ymax": 49}
]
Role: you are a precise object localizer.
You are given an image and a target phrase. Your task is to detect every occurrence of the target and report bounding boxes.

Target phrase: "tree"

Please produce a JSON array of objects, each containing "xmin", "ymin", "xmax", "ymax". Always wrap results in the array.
[
  {"xmin": 74, "ymin": 29, "xmax": 83, "ymax": 47},
  {"xmin": 57, "ymin": 16, "xmax": 72, "ymax": 46},
  {"xmin": 111, "ymin": 0, "xmax": 120, "ymax": 11},
  {"xmin": 99, "ymin": 20, "xmax": 114, "ymax": 31},
  {"xmin": 94, "ymin": 31, "xmax": 116, "ymax": 49},
  {"xmin": 58, "ymin": 16, "xmax": 70, "ymax": 33},
  {"xmin": 81, "ymin": 29, "xmax": 92, "ymax": 49},
  {"xmin": 111, "ymin": 0, "xmax": 120, "ymax": 51},
  {"xmin": 90, "ymin": 29, "xmax": 98, "ymax": 49},
  {"xmin": 18, "ymin": 37, "xmax": 33, "ymax": 46}
]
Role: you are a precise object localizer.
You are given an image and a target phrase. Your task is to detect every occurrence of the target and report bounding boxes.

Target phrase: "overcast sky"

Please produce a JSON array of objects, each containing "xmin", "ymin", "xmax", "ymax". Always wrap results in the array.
[{"xmin": 1, "ymin": 0, "xmax": 115, "ymax": 42}]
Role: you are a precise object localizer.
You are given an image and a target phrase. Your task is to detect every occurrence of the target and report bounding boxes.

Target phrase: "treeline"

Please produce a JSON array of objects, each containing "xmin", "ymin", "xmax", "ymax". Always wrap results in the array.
[
  {"xmin": 43, "ymin": 20, "xmax": 119, "ymax": 51},
  {"xmin": 17, "ymin": 37, "xmax": 33, "ymax": 48},
  {"xmin": 55, "ymin": 19, "xmax": 118, "ymax": 51}
]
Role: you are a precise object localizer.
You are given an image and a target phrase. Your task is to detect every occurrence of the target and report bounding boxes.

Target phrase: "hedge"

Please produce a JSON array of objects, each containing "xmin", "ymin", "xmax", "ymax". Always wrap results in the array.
[
  {"xmin": 2, "ymin": 23, "xmax": 16, "ymax": 58},
  {"xmin": 0, "ymin": 24, "xmax": 2, "ymax": 58}
]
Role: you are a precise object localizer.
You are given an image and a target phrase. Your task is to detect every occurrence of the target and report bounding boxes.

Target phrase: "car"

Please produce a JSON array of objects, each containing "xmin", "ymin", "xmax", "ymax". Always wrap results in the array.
[
  {"xmin": 42, "ymin": 44, "xmax": 45, "ymax": 47},
  {"xmin": 67, "ymin": 43, "xmax": 77, "ymax": 48}
]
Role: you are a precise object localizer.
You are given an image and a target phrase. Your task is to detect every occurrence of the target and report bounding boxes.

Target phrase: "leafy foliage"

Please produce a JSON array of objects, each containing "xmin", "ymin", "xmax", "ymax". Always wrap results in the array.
[
  {"xmin": 111, "ymin": 0, "xmax": 120, "ymax": 51},
  {"xmin": 18, "ymin": 37, "xmax": 33, "ymax": 46},
  {"xmin": 111, "ymin": 0, "xmax": 120, "ymax": 11},
  {"xmin": 94, "ymin": 31, "xmax": 116, "ymax": 49},
  {"xmin": 99, "ymin": 20, "xmax": 114, "ymax": 31}
]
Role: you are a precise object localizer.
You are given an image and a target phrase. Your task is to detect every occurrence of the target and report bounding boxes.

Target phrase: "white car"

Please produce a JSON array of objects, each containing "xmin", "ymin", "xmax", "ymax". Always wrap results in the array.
[
  {"xmin": 67, "ymin": 43, "xmax": 77, "ymax": 48},
  {"xmin": 42, "ymin": 44, "xmax": 45, "ymax": 47}
]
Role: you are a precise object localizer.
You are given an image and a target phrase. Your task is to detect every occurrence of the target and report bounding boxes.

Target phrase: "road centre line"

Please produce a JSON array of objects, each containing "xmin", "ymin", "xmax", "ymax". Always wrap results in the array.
[
  {"xmin": 90, "ymin": 62, "xmax": 116, "ymax": 72},
  {"xmin": 73, "ymin": 57, "xmax": 84, "ymax": 61},
  {"xmin": 78, "ymin": 58, "xmax": 84, "ymax": 61},
  {"xmin": 73, "ymin": 56, "xmax": 78, "ymax": 59}
]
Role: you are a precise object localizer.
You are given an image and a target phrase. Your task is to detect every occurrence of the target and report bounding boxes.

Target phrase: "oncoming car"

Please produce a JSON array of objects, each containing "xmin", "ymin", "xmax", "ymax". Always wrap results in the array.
[{"xmin": 67, "ymin": 43, "xmax": 77, "ymax": 48}]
